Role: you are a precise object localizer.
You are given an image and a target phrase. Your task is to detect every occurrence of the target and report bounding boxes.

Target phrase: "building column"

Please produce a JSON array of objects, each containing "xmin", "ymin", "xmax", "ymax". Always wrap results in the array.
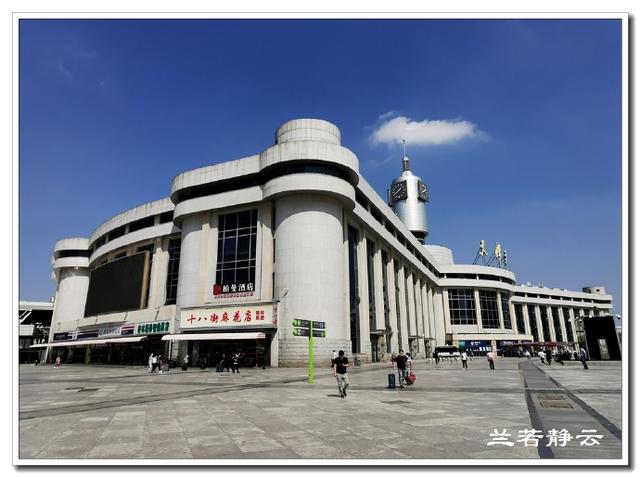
[
  {"xmin": 496, "ymin": 291, "xmax": 505, "ymax": 330},
  {"xmin": 522, "ymin": 303, "xmax": 532, "ymax": 336},
  {"xmin": 373, "ymin": 245, "xmax": 385, "ymax": 333},
  {"xmin": 420, "ymin": 282, "xmax": 431, "ymax": 354},
  {"xmin": 432, "ymin": 289, "xmax": 446, "ymax": 346},
  {"xmin": 558, "ymin": 308, "xmax": 568, "ymax": 342},
  {"xmin": 414, "ymin": 278, "xmax": 424, "ymax": 356},
  {"xmin": 474, "ymin": 289, "xmax": 483, "ymax": 330},
  {"xmin": 396, "ymin": 264, "xmax": 410, "ymax": 352},
  {"xmin": 547, "ymin": 306, "xmax": 558, "ymax": 341},
  {"xmin": 406, "ymin": 272, "xmax": 417, "ymax": 338},
  {"xmin": 356, "ymin": 231, "xmax": 371, "ymax": 362},
  {"xmin": 386, "ymin": 257, "xmax": 400, "ymax": 354},
  {"xmin": 535, "ymin": 306, "xmax": 544, "ymax": 341}
]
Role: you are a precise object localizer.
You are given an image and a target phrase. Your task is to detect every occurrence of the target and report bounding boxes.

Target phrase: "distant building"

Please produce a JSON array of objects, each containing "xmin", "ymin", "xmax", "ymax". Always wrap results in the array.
[
  {"xmin": 34, "ymin": 119, "xmax": 614, "ymax": 366},
  {"xmin": 19, "ymin": 301, "xmax": 53, "ymax": 363}
]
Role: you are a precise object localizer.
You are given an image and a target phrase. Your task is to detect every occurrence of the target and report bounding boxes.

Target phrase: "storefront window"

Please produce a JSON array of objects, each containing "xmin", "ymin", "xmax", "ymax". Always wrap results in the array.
[{"xmin": 381, "ymin": 250, "xmax": 391, "ymax": 353}]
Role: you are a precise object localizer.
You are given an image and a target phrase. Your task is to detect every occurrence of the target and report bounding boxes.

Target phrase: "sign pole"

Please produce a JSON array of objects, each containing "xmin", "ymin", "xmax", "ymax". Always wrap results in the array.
[{"xmin": 308, "ymin": 321, "xmax": 314, "ymax": 384}]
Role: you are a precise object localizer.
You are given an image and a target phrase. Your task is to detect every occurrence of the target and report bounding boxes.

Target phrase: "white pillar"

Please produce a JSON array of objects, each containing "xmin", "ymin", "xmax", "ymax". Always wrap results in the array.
[{"xmin": 275, "ymin": 195, "xmax": 347, "ymax": 366}]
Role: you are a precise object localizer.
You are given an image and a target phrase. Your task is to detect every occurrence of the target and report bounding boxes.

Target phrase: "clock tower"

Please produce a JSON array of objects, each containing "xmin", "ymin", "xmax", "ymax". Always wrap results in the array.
[{"xmin": 388, "ymin": 141, "xmax": 429, "ymax": 243}]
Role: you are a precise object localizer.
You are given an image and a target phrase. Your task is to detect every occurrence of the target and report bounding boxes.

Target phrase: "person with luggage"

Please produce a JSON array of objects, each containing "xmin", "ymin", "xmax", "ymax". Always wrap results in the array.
[
  {"xmin": 393, "ymin": 350, "xmax": 409, "ymax": 389},
  {"xmin": 461, "ymin": 350, "xmax": 469, "ymax": 369},
  {"xmin": 332, "ymin": 350, "xmax": 350, "ymax": 398}
]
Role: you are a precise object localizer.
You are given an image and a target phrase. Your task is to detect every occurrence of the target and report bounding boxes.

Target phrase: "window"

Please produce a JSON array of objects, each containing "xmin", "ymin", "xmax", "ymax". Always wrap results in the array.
[
  {"xmin": 347, "ymin": 225, "xmax": 360, "ymax": 353},
  {"xmin": 501, "ymin": 295, "xmax": 512, "ymax": 329},
  {"xmin": 215, "ymin": 210, "xmax": 258, "ymax": 291},
  {"xmin": 540, "ymin": 307, "xmax": 551, "ymax": 342},
  {"xmin": 165, "ymin": 237, "xmax": 181, "ymax": 305},
  {"xmin": 108, "ymin": 225, "xmax": 126, "ymax": 241},
  {"xmin": 551, "ymin": 307, "xmax": 562, "ymax": 341},
  {"xmin": 113, "ymin": 251, "xmax": 127, "ymax": 259},
  {"xmin": 129, "ymin": 216, "xmax": 156, "ymax": 233},
  {"xmin": 527, "ymin": 305, "xmax": 539, "ymax": 341},
  {"xmin": 562, "ymin": 307, "xmax": 574, "ymax": 342},
  {"xmin": 479, "ymin": 290, "xmax": 499, "ymax": 329},
  {"xmin": 381, "ymin": 250, "xmax": 392, "ymax": 353},
  {"xmin": 514, "ymin": 304, "xmax": 525, "ymax": 334},
  {"xmin": 366, "ymin": 239, "xmax": 377, "ymax": 330},
  {"xmin": 448, "ymin": 288, "xmax": 477, "ymax": 325},
  {"xmin": 159, "ymin": 211, "xmax": 173, "ymax": 224}
]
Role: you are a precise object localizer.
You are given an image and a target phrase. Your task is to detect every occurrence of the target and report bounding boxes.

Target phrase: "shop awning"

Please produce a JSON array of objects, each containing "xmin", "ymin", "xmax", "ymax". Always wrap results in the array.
[
  {"xmin": 162, "ymin": 332, "xmax": 266, "ymax": 341},
  {"xmin": 29, "ymin": 336, "xmax": 148, "ymax": 348}
]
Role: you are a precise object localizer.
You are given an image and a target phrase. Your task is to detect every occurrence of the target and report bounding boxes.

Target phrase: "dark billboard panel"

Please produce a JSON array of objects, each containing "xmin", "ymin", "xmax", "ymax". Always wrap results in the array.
[
  {"xmin": 582, "ymin": 315, "xmax": 622, "ymax": 360},
  {"xmin": 84, "ymin": 252, "xmax": 148, "ymax": 317}
]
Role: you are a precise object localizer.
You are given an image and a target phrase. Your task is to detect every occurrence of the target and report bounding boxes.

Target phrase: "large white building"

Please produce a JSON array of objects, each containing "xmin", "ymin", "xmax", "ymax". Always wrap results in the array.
[{"xmin": 38, "ymin": 119, "xmax": 613, "ymax": 367}]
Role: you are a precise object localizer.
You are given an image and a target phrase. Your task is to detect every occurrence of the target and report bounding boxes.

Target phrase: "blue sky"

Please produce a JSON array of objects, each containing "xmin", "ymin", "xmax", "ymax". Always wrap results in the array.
[{"xmin": 19, "ymin": 19, "xmax": 623, "ymax": 314}]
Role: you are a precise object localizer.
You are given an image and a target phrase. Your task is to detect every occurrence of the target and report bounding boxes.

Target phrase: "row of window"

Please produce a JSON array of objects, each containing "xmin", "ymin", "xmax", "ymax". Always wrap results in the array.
[
  {"xmin": 89, "ymin": 211, "xmax": 173, "ymax": 256},
  {"xmin": 449, "ymin": 289, "xmax": 587, "ymax": 338},
  {"xmin": 513, "ymin": 291, "xmax": 609, "ymax": 305}
]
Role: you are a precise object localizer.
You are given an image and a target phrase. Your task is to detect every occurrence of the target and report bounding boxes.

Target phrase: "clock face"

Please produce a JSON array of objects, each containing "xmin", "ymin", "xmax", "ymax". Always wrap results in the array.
[
  {"xmin": 418, "ymin": 181, "xmax": 429, "ymax": 202},
  {"xmin": 390, "ymin": 181, "xmax": 408, "ymax": 201}
]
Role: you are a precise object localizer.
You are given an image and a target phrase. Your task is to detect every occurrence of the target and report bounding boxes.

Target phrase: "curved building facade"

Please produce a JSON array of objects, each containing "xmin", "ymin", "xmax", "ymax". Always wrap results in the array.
[{"xmin": 41, "ymin": 119, "xmax": 614, "ymax": 366}]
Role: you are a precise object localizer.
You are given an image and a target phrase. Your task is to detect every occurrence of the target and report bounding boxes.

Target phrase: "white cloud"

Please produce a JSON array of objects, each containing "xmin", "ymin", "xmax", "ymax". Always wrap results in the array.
[{"xmin": 371, "ymin": 115, "xmax": 481, "ymax": 147}]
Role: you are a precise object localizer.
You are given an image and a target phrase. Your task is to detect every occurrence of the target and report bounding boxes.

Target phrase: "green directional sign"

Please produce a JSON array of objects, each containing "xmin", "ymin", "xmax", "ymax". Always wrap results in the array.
[
  {"xmin": 312, "ymin": 321, "xmax": 326, "ymax": 330},
  {"xmin": 312, "ymin": 329, "xmax": 326, "ymax": 338},
  {"xmin": 293, "ymin": 328, "xmax": 310, "ymax": 337},
  {"xmin": 292, "ymin": 319, "xmax": 311, "ymax": 328}
]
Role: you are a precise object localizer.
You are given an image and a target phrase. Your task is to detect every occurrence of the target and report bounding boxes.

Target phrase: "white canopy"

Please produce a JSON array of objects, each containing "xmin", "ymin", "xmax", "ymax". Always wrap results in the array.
[
  {"xmin": 29, "ymin": 336, "xmax": 148, "ymax": 348},
  {"xmin": 161, "ymin": 332, "xmax": 266, "ymax": 341}
]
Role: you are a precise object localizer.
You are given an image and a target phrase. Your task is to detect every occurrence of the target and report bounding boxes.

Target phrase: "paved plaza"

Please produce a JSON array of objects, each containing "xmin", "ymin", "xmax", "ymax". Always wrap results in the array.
[{"xmin": 17, "ymin": 358, "xmax": 623, "ymax": 462}]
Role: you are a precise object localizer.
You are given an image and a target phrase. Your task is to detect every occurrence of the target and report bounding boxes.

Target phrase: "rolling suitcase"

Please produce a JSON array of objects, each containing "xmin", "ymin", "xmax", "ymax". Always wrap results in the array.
[{"xmin": 388, "ymin": 372, "xmax": 396, "ymax": 389}]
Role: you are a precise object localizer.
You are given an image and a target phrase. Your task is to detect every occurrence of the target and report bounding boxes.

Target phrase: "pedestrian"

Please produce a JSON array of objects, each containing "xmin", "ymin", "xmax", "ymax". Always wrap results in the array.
[
  {"xmin": 182, "ymin": 354, "xmax": 189, "ymax": 370},
  {"xmin": 332, "ymin": 350, "xmax": 350, "ymax": 398},
  {"xmin": 579, "ymin": 346, "xmax": 589, "ymax": 370},
  {"xmin": 232, "ymin": 353, "xmax": 240, "ymax": 373},
  {"xmin": 538, "ymin": 349, "xmax": 546, "ymax": 364},
  {"xmin": 54, "ymin": 354, "xmax": 61, "ymax": 369},
  {"xmin": 148, "ymin": 353, "xmax": 154, "ymax": 373},
  {"xmin": 393, "ymin": 349, "xmax": 409, "ymax": 388},
  {"xmin": 158, "ymin": 355, "xmax": 164, "ymax": 373},
  {"xmin": 461, "ymin": 350, "xmax": 469, "ymax": 369},
  {"xmin": 486, "ymin": 350, "xmax": 495, "ymax": 370},
  {"xmin": 331, "ymin": 349, "xmax": 338, "ymax": 366},
  {"xmin": 545, "ymin": 348, "xmax": 552, "ymax": 365},
  {"xmin": 524, "ymin": 350, "xmax": 531, "ymax": 360},
  {"xmin": 151, "ymin": 354, "xmax": 158, "ymax": 373},
  {"xmin": 433, "ymin": 350, "xmax": 440, "ymax": 364}
]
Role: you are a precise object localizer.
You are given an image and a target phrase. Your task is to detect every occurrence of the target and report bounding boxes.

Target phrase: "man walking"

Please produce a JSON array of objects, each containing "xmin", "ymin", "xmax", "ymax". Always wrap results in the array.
[
  {"xmin": 393, "ymin": 350, "xmax": 409, "ymax": 388},
  {"xmin": 461, "ymin": 350, "xmax": 469, "ymax": 369},
  {"xmin": 545, "ymin": 348, "xmax": 552, "ymax": 366},
  {"xmin": 332, "ymin": 350, "xmax": 350, "ymax": 398},
  {"xmin": 579, "ymin": 346, "xmax": 589, "ymax": 370},
  {"xmin": 486, "ymin": 350, "xmax": 495, "ymax": 370}
]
